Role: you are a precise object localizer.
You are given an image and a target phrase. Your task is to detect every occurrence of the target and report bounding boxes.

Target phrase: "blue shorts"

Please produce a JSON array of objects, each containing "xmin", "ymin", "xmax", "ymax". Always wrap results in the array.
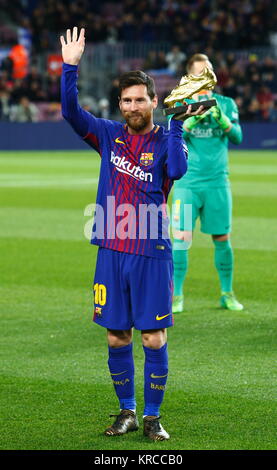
[{"xmin": 93, "ymin": 247, "xmax": 174, "ymax": 331}]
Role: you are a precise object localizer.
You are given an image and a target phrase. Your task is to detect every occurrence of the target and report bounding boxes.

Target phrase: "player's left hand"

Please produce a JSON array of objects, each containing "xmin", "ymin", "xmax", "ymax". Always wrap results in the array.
[{"xmin": 174, "ymin": 104, "xmax": 206, "ymax": 121}]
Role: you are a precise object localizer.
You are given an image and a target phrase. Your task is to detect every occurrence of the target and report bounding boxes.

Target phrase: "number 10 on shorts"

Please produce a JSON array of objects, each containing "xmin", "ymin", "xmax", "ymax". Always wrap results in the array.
[{"xmin": 93, "ymin": 283, "xmax": 107, "ymax": 306}]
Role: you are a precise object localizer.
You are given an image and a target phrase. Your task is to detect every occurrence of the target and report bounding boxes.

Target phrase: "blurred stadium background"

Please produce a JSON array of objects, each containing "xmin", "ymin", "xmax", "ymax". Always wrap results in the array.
[
  {"xmin": 0, "ymin": 0, "xmax": 277, "ymax": 141},
  {"xmin": 1, "ymin": 0, "xmax": 277, "ymax": 451}
]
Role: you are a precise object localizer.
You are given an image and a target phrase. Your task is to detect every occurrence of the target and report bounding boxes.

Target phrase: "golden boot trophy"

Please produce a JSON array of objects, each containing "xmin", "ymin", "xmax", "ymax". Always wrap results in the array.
[{"xmin": 163, "ymin": 67, "xmax": 217, "ymax": 119}]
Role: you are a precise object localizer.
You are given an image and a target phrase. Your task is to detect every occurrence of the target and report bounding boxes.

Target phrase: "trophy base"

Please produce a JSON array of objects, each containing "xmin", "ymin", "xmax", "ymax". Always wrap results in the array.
[{"xmin": 163, "ymin": 99, "xmax": 217, "ymax": 120}]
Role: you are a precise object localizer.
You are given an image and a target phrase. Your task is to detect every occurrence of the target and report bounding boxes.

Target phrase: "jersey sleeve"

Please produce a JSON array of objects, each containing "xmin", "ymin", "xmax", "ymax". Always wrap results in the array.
[
  {"xmin": 61, "ymin": 63, "xmax": 104, "ymax": 153},
  {"xmin": 225, "ymin": 98, "xmax": 243, "ymax": 145},
  {"xmin": 182, "ymin": 126, "xmax": 190, "ymax": 141},
  {"xmin": 166, "ymin": 119, "xmax": 188, "ymax": 180}
]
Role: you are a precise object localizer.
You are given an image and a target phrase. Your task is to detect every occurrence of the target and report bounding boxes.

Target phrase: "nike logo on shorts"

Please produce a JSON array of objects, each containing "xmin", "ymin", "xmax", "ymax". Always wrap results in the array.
[{"xmin": 156, "ymin": 313, "xmax": 171, "ymax": 321}]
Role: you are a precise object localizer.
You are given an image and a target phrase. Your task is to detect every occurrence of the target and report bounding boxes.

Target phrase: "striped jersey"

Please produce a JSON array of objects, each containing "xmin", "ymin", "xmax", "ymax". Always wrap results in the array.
[{"xmin": 61, "ymin": 63, "xmax": 188, "ymax": 259}]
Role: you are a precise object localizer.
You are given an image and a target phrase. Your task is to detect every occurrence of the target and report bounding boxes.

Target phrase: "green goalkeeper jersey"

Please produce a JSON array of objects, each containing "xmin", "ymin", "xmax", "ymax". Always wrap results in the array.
[{"xmin": 178, "ymin": 93, "xmax": 242, "ymax": 189}]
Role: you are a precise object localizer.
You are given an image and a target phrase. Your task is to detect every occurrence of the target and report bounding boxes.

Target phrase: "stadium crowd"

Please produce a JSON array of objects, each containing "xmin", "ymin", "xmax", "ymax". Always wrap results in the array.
[
  {"xmin": 0, "ymin": 0, "xmax": 276, "ymax": 122},
  {"xmin": 143, "ymin": 49, "xmax": 277, "ymax": 122}
]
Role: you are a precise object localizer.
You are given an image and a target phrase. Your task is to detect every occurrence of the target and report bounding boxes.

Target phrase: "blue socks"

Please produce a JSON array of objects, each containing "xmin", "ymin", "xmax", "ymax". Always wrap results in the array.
[
  {"xmin": 108, "ymin": 343, "xmax": 136, "ymax": 411},
  {"xmin": 143, "ymin": 344, "xmax": 168, "ymax": 417},
  {"xmin": 108, "ymin": 343, "xmax": 169, "ymax": 417}
]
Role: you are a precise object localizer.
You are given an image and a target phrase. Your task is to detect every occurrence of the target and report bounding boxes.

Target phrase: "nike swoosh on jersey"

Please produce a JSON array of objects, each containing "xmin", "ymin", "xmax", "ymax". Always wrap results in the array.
[
  {"xmin": 155, "ymin": 313, "xmax": 171, "ymax": 321},
  {"xmin": 115, "ymin": 137, "xmax": 125, "ymax": 145},
  {"xmin": 110, "ymin": 370, "xmax": 127, "ymax": 376},
  {"xmin": 150, "ymin": 373, "xmax": 168, "ymax": 379}
]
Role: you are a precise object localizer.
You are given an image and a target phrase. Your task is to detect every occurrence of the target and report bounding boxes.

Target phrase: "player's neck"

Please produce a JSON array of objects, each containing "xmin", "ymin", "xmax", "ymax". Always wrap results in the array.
[{"xmin": 127, "ymin": 121, "xmax": 155, "ymax": 136}]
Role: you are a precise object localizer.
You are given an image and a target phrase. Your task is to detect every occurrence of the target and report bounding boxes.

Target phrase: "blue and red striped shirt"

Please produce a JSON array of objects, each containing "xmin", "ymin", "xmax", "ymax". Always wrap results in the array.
[{"xmin": 61, "ymin": 63, "xmax": 188, "ymax": 259}]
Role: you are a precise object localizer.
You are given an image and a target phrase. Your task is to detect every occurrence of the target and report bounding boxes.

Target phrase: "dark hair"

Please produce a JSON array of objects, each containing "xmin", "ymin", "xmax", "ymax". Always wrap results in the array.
[
  {"xmin": 118, "ymin": 70, "xmax": 156, "ymax": 99},
  {"xmin": 186, "ymin": 53, "xmax": 209, "ymax": 72}
]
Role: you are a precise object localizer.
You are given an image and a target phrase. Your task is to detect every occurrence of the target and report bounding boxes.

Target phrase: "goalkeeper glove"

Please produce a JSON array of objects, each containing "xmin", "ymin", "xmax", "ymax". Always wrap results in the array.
[
  {"xmin": 211, "ymin": 106, "xmax": 232, "ymax": 130},
  {"xmin": 183, "ymin": 112, "xmax": 208, "ymax": 130}
]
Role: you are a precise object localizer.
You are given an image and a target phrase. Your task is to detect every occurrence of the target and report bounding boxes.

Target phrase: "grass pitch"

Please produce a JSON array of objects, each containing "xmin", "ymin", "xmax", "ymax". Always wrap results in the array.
[{"xmin": 0, "ymin": 150, "xmax": 276, "ymax": 450}]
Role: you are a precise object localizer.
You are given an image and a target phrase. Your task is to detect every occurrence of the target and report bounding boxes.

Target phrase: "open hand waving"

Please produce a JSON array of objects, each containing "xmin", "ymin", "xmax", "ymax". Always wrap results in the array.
[{"xmin": 60, "ymin": 27, "xmax": 85, "ymax": 66}]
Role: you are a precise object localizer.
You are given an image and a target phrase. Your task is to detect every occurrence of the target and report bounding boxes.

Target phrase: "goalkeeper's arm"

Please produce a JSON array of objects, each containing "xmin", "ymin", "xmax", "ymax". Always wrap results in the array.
[
  {"xmin": 210, "ymin": 105, "xmax": 242, "ymax": 144},
  {"xmin": 183, "ymin": 103, "xmax": 243, "ymax": 145}
]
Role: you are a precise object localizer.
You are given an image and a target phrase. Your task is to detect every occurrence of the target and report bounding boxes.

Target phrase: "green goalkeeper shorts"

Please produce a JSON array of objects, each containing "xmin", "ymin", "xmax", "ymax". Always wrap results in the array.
[{"xmin": 171, "ymin": 185, "xmax": 232, "ymax": 235}]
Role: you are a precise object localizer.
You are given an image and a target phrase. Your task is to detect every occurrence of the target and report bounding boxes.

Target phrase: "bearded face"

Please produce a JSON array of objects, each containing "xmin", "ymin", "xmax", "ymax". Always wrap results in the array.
[
  {"xmin": 123, "ymin": 108, "xmax": 153, "ymax": 132},
  {"xmin": 119, "ymin": 85, "xmax": 158, "ymax": 134}
]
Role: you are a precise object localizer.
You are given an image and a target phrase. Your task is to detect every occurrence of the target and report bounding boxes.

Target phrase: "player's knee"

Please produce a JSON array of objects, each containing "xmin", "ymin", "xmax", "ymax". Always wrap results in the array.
[
  {"xmin": 212, "ymin": 233, "xmax": 230, "ymax": 242},
  {"xmin": 173, "ymin": 229, "xmax": 192, "ymax": 243},
  {"xmin": 107, "ymin": 329, "xmax": 132, "ymax": 348},
  {"xmin": 141, "ymin": 329, "xmax": 167, "ymax": 349}
]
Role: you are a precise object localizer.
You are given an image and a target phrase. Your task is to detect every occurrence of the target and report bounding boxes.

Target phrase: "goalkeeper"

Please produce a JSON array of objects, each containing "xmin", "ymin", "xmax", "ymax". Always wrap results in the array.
[{"xmin": 172, "ymin": 53, "xmax": 243, "ymax": 313}]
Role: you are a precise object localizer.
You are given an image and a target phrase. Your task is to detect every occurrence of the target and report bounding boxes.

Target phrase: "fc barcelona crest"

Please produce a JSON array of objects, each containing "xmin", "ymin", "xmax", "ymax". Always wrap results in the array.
[
  {"xmin": 94, "ymin": 306, "xmax": 102, "ymax": 316},
  {"xmin": 140, "ymin": 153, "xmax": 154, "ymax": 166}
]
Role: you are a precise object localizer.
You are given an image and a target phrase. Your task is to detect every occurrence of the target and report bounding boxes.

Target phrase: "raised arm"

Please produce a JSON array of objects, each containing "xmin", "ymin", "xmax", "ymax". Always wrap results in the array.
[
  {"xmin": 166, "ymin": 118, "xmax": 188, "ymax": 180},
  {"xmin": 60, "ymin": 27, "xmax": 100, "ymax": 142},
  {"xmin": 166, "ymin": 104, "xmax": 205, "ymax": 180}
]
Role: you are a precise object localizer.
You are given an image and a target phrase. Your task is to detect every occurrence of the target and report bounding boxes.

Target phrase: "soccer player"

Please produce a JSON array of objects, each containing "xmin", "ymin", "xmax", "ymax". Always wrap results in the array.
[
  {"xmin": 172, "ymin": 53, "xmax": 244, "ymax": 314},
  {"xmin": 60, "ymin": 27, "xmax": 204, "ymax": 441}
]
